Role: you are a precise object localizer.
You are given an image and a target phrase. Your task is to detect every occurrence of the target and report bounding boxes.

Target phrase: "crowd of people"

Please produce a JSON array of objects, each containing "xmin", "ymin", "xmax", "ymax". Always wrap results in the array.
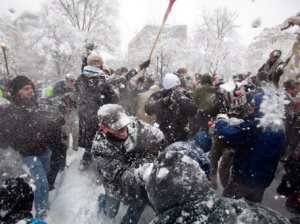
[{"xmin": 0, "ymin": 42, "xmax": 300, "ymax": 224}]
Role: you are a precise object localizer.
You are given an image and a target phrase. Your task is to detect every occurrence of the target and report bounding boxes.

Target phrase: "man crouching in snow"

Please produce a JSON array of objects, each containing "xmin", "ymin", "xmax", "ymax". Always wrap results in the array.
[{"xmin": 91, "ymin": 104, "xmax": 166, "ymax": 224}]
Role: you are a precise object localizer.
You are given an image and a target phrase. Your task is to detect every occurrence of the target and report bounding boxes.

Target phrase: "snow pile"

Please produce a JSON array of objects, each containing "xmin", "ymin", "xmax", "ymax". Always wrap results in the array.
[
  {"xmin": 256, "ymin": 85, "xmax": 288, "ymax": 131},
  {"xmin": 46, "ymin": 149, "xmax": 135, "ymax": 224},
  {"xmin": 0, "ymin": 148, "xmax": 27, "ymax": 183}
]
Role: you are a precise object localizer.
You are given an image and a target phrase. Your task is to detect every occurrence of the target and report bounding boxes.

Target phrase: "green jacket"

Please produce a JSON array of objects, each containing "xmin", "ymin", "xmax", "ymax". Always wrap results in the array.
[{"xmin": 193, "ymin": 74, "xmax": 219, "ymax": 115}]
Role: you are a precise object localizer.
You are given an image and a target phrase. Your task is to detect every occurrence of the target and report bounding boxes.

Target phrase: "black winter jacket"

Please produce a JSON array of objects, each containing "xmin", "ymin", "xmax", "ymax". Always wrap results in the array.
[
  {"xmin": 92, "ymin": 118, "xmax": 165, "ymax": 199},
  {"xmin": 145, "ymin": 88, "xmax": 197, "ymax": 143},
  {"xmin": 74, "ymin": 66, "xmax": 118, "ymax": 148},
  {"xmin": 1, "ymin": 96, "xmax": 64, "ymax": 156}
]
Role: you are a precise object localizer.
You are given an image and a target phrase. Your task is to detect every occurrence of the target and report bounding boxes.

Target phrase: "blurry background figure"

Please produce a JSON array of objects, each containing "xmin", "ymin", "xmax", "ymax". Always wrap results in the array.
[
  {"xmin": 136, "ymin": 83, "xmax": 160, "ymax": 124},
  {"xmin": 279, "ymin": 13, "xmax": 300, "ymax": 88},
  {"xmin": 175, "ymin": 68, "xmax": 193, "ymax": 90},
  {"xmin": 257, "ymin": 49, "xmax": 286, "ymax": 87},
  {"xmin": 81, "ymin": 43, "xmax": 96, "ymax": 72},
  {"xmin": 102, "ymin": 63, "xmax": 111, "ymax": 76},
  {"xmin": 145, "ymin": 73, "xmax": 197, "ymax": 143},
  {"xmin": 194, "ymin": 73, "xmax": 202, "ymax": 89}
]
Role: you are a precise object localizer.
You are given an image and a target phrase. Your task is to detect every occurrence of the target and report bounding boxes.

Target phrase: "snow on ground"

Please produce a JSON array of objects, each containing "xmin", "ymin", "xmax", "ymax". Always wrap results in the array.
[
  {"xmin": 45, "ymin": 148, "xmax": 154, "ymax": 224},
  {"xmin": 46, "ymin": 149, "xmax": 104, "ymax": 224}
]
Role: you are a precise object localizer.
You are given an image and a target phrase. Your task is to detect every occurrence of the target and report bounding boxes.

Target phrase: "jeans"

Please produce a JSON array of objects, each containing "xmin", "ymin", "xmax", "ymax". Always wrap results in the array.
[
  {"xmin": 98, "ymin": 186, "xmax": 147, "ymax": 224},
  {"xmin": 22, "ymin": 147, "xmax": 52, "ymax": 219}
]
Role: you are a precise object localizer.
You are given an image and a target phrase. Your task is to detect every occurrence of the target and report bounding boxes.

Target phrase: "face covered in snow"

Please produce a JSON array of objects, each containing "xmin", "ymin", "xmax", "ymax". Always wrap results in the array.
[{"xmin": 98, "ymin": 104, "xmax": 131, "ymax": 139}]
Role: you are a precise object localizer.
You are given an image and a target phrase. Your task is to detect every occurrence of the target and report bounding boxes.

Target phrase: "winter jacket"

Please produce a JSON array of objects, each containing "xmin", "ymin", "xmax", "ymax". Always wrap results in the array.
[
  {"xmin": 146, "ymin": 148, "xmax": 289, "ymax": 224},
  {"xmin": 92, "ymin": 117, "xmax": 165, "ymax": 199},
  {"xmin": 145, "ymin": 88, "xmax": 197, "ymax": 143},
  {"xmin": 192, "ymin": 75, "xmax": 222, "ymax": 134},
  {"xmin": 0, "ymin": 178, "xmax": 34, "ymax": 224},
  {"xmin": 193, "ymin": 74, "xmax": 219, "ymax": 113},
  {"xmin": 258, "ymin": 58, "xmax": 285, "ymax": 87},
  {"xmin": 214, "ymin": 118, "xmax": 285, "ymax": 188},
  {"xmin": 150, "ymin": 194, "xmax": 290, "ymax": 224},
  {"xmin": 1, "ymin": 96, "xmax": 64, "ymax": 156},
  {"xmin": 74, "ymin": 66, "xmax": 118, "ymax": 148}
]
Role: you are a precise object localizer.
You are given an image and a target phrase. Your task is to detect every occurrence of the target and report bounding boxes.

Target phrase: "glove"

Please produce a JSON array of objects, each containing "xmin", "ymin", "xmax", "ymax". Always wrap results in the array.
[
  {"xmin": 229, "ymin": 117, "xmax": 244, "ymax": 126},
  {"xmin": 139, "ymin": 59, "xmax": 151, "ymax": 70},
  {"xmin": 216, "ymin": 114, "xmax": 229, "ymax": 123},
  {"xmin": 122, "ymin": 169, "xmax": 137, "ymax": 185},
  {"xmin": 134, "ymin": 163, "xmax": 153, "ymax": 184}
]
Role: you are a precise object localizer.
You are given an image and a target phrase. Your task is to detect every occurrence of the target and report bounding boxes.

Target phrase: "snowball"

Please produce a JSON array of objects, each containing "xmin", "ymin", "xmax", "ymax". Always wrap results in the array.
[
  {"xmin": 157, "ymin": 167, "xmax": 169, "ymax": 179},
  {"xmin": 251, "ymin": 17, "xmax": 262, "ymax": 28}
]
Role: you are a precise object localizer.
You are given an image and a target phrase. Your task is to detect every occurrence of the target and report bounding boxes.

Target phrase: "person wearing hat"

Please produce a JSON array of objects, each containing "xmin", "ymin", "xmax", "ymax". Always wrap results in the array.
[
  {"xmin": 1, "ymin": 75, "xmax": 65, "ymax": 220},
  {"xmin": 91, "ymin": 104, "xmax": 166, "ymax": 224},
  {"xmin": 257, "ymin": 49, "xmax": 286, "ymax": 87},
  {"xmin": 75, "ymin": 52, "xmax": 151, "ymax": 170},
  {"xmin": 145, "ymin": 73, "xmax": 197, "ymax": 144},
  {"xmin": 146, "ymin": 150, "xmax": 290, "ymax": 224}
]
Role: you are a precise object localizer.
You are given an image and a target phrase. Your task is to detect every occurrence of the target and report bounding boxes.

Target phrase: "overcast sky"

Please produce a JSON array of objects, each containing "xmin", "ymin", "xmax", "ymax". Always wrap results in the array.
[{"xmin": 1, "ymin": 0, "xmax": 299, "ymax": 52}]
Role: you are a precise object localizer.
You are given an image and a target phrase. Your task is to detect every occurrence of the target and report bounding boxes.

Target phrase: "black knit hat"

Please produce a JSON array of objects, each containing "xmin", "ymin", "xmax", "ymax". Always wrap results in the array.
[{"xmin": 9, "ymin": 76, "xmax": 33, "ymax": 96}]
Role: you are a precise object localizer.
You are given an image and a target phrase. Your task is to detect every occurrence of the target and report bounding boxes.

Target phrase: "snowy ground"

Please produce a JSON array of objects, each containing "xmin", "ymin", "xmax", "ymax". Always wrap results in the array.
[
  {"xmin": 45, "ymin": 148, "xmax": 154, "ymax": 224},
  {"xmin": 0, "ymin": 147, "xmax": 295, "ymax": 223}
]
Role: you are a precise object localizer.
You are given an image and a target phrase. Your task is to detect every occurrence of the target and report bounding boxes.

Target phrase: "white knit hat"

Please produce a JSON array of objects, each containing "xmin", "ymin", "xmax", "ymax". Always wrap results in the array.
[{"xmin": 163, "ymin": 73, "xmax": 181, "ymax": 89}]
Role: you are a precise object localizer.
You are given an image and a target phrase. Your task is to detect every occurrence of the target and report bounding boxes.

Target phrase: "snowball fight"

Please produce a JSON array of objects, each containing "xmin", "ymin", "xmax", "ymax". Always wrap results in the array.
[{"xmin": 1, "ymin": 0, "xmax": 300, "ymax": 223}]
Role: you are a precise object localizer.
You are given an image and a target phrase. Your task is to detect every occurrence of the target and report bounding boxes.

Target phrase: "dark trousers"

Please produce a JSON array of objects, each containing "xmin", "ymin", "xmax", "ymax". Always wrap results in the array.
[
  {"xmin": 81, "ymin": 147, "xmax": 93, "ymax": 164},
  {"xmin": 47, "ymin": 141, "xmax": 67, "ymax": 190},
  {"xmin": 99, "ymin": 186, "xmax": 148, "ymax": 224},
  {"xmin": 223, "ymin": 181, "xmax": 266, "ymax": 203}
]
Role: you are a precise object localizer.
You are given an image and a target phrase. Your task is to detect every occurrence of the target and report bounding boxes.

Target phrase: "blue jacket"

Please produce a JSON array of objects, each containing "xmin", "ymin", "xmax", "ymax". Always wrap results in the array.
[
  {"xmin": 215, "ymin": 120, "xmax": 285, "ymax": 188},
  {"xmin": 164, "ymin": 139, "xmax": 211, "ymax": 180}
]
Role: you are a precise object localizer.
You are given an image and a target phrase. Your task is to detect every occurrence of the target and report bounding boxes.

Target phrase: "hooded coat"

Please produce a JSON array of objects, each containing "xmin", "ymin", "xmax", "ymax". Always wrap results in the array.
[
  {"xmin": 214, "ymin": 93, "xmax": 285, "ymax": 188},
  {"xmin": 146, "ymin": 151, "xmax": 290, "ymax": 224},
  {"xmin": 145, "ymin": 88, "xmax": 197, "ymax": 143},
  {"xmin": 92, "ymin": 117, "xmax": 165, "ymax": 199},
  {"xmin": 74, "ymin": 66, "xmax": 118, "ymax": 148}
]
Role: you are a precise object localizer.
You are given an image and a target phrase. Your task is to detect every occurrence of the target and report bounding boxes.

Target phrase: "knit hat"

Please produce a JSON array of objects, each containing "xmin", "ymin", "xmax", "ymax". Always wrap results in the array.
[
  {"xmin": 9, "ymin": 76, "xmax": 33, "ymax": 96},
  {"xmin": 87, "ymin": 53, "xmax": 103, "ymax": 67},
  {"xmin": 163, "ymin": 73, "xmax": 181, "ymax": 89}
]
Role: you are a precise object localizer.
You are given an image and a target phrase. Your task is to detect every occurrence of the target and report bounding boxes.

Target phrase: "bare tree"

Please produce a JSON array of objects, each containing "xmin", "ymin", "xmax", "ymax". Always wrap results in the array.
[
  {"xmin": 193, "ymin": 8, "xmax": 239, "ymax": 74},
  {"xmin": 52, "ymin": 0, "xmax": 112, "ymax": 32},
  {"xmin": 51, "ymin": 0, "xmax": 120, "ymax": 53}
]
